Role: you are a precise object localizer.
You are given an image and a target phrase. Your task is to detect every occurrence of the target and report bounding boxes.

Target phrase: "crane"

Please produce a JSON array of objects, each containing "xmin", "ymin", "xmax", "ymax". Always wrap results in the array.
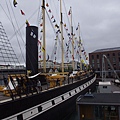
[{"xmin": 102, "ymin": 54, "xmax": 120, "ymax": 81}]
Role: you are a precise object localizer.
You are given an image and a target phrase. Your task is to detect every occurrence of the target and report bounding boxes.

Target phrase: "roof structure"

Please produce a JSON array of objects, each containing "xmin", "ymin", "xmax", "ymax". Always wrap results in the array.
[
  {"xmin": 77, "ymin": 93, "xmax": 120, "ymax": 105},
  {"xmin": 99, "ymin": 81, "xmax": 111, "ymax": 86},
  {"xmin": 92, "ymin": 47, "xmax": 120, "ymax": 53}
]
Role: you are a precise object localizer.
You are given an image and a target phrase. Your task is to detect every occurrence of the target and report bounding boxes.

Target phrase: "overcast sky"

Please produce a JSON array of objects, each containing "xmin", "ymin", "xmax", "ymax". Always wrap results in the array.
[{"xmin": 0, "ymin": 0, "xmax": 120, "ymax": 64}]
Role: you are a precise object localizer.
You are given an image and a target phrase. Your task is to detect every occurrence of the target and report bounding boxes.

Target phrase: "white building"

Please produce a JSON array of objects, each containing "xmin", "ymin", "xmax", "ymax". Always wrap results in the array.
[{"xmin": 98, "ymin": 81, "xmax": 111, "ymax": 93}]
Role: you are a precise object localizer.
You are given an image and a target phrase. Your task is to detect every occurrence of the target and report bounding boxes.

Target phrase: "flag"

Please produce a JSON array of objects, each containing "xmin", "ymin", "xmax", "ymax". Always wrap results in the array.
[
  {"xmin": 86, "ymin": 57, "xmax": 88, "ymax": 60},
  {"xmin": 68, "ymin": 9, "xmax": 71, "ymax": 15},
  {"xmin": 51, "ymin": 15, "xmax": 54, "ymax": 19},
  {"xmin": 68, "ymin": 33, "xmax": 70, "ymax": 36},
  {"xmin": 48, "ymin": 9, "xmax": 51, "ymax": 13},
  {"xmin": 55, "ymin": 57, "xmax": 56, "ymax": 60},
  {"xmin": 76, "ymin": 23, "xmax": 79, "ymax": 30},
  {"xmin": 46, "ymin": 3, "xmax": 49, "ymax": 7},
  {"xmin": 76, "ymin": 27, "xmax": 78, "ymax": 30},
  {"xmin": 20, "ymin": 10, "xmax": 25, "ymax": 15},
  {"xmin": 38, "ymin": 40, "xmax": 41, "ymax": 45},
  {"xmin": 64, "ymin": 24, "xmax": 66, "ymax": 27},
  {"xmin": 42, "ymin": 47, "xmax": 45, "ymax": 51},
  {"xmin": 40, "ymin": 29, "xmax": 43, "ymax": 32},
  {"xmin": 13, "ymin": 0, "xmax": 17, "ymax": 7},
  {"xmin": 72, "ymin": 55, "xmax": 74, "ymax": 60},
  {"xmin": 53, "ymin": 19, "xmax": 56, "ymax": 23},
  {"xmin": 46, "ymin": 54, "xmax": 49, "ymax": 61},
  {"xmin": 56, "ymin": 29, "xmax": 60, "ymax": 34},
  {"xmin": 26, "ymin": 20, "xmax": 30, "ymax": 26},
  {"xmin": 55, "ymin": 24, "xmax": 59, "ymax": 28},
  {"xmin": 40, "ymin": 23, "xmax": 43, "ymax": 26}
]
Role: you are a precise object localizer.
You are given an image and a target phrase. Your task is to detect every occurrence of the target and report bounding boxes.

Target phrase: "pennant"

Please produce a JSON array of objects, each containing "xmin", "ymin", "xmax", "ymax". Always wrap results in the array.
[
  {"xmin": 55, "ymin": 24, "xmax": 59, "ymax": 28},
  {"xmin": 48, "ymin": 9, "xmax": 51, "ymax": 13},
  {"xmin": 13, "ymin": 0, "xmax": 17, "ymax": 7},
  {"xmin": 76, "ymin": 27, "xmax": 78, "ymax": 30},
  {"xmin": 47, "ymin": 54, "xmax": 49, "ymax": 61},
  {"xmin": 38, "ymin": 40, "xmax": 41, "ymax": 45},
  {"xmin": 26, "ymin": 20, "xmax": 30, "ymax": 26},
  {"xmin": 46, "ymin": 3, "xmax": 49, "ymax": 7},
  {"xmin": 20, "ymin": 10, "xmax": 25, "ymax": 15},
  {"xmin": 40, "ymin": 23, "xmax": 43, "ymax": 26},
  {"xmin": 40, "ymin": 29, "xmax": 43, "ymax": 32},
  {"xmin": 42, "ymin": 47, "xmax": 45, "ymax": 51},
  {"xmin": 68, "ymin": 33, "xmax": 70, "ymax": 36},
  {"xmin": 51, "ymin": 15, "xmax": 54, "ymax": 19},
  {"xmin": 56, "ymin": 29, "xmax": 60, "ymax": 34},
  {"xmin": 40, "ymin": 36, "xmax": 42, "ymax": 40},
  {"xmin": 81, "ymin": 59, "xmax": 84, "ymax": 63},
  {"xmin": 72, "ymin": 55, "xmax": 74, "ymax": 60},
  {"xmin": 53, "ymin": 19, "xmax": 56, "ymax": 23},
  {"xmin": 68, "ymin": 9, "xmax": 71, "ymax": 15},
  {"xmin": 64, "ymin": 24, "xmax": 66, "ymax": 27}
]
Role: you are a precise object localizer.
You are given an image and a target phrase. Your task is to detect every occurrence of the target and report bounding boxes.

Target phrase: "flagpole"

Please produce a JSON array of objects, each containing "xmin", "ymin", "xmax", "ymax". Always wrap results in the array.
[
  {"xmin": 60, "ymin": 0, "xmax": 64, "ymax": 73},
  {"xmin": 70, "ymin": 7, "xmax": 74, "ymax": 71},
  {"xmin": 78, "ymin": 23, "xmax": 82, "ymax": 71},
  {"xmin": 42, "ymin": 0, "xmax": 46, "ymax": 72}
]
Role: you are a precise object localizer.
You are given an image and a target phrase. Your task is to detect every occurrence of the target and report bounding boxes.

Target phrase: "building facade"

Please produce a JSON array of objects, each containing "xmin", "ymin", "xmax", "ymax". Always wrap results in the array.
[{"xmin": 89, "ymin": 47, "xmax": 120, "ymax": 77}]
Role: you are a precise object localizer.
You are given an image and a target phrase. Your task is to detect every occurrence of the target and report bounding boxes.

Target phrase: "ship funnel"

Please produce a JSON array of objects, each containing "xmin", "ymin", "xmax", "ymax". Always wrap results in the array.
[{"xmin": 26, "ymin": 26, "xmax": 38, "ymax": 75}]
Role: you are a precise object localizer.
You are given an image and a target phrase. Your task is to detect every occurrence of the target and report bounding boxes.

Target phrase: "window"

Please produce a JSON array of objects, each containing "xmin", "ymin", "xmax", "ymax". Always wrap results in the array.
[
  {"xmin": 119, "ymin": 57, "xmax": 120, "ymax": 62},
  {"xmin": 97, "ymin": 64, "xmax": 100, "ymax": 68},
  {"xmin": 118, "ymin": 52, "xmax": 120, "ymax": 56},
  {"xmin": 92, "ymin": 63, "xmax": 94, "ymax": 67},
  {"xmin": 97, "ymin": 59, "xmax": 99, "ymax": 63},
  {"xmin": 103, "ymin": 86, "xmax": 107, "ymax": 88},
  {"xmin": 113, "ymin": 57, "xmax": 116, "ymax": 63},
  {"xmin": 113, "ymin": 53, "xmax": 115, "ymax": 56},
  {"xmin": 97, "ymin": 55, "xmax": 99, "ymax": 59},
  {"xmin": 92, "ymin": 55, "xmax": 94, "ymax": 59},
  {"xmin": 92, "ymin": 59, "xmax": 94, "ymax": 63}
]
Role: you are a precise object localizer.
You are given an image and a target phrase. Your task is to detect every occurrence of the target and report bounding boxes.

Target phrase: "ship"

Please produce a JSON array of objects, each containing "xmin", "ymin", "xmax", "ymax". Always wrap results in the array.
[{"xmin": 0, "ymin": 0, "xmax": 96, "ymax": 120}]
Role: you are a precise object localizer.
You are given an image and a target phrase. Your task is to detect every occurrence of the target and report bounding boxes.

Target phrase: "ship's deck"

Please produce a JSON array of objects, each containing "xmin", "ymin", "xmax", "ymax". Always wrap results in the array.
[
  {"xmin": 1, "ymin": 77, "xmax": 120, "ymax": 104},
  {"xmin": 0, "ymin": 77, "xmax": 81, "ymax": 103}
]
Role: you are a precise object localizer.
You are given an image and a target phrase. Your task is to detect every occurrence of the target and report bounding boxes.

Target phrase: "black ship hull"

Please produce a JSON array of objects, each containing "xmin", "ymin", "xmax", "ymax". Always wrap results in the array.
[{"xmin": 0, "ymin": 74, "xmax": 96, "ymax": 120}]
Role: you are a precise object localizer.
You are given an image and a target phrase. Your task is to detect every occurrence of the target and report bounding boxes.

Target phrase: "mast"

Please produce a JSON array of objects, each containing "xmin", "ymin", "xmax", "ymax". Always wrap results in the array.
[
  {"xmin": 70, "ymin": 7, "xmax": 74, "ymax": 71},
  {"xmin": 78, "ymin": 23, "xmax": 82, "ymax": 71},
  {"xmin": 42, "ymin": 0, "xmax": 46, "ymax": 72},
  {"xmin": 60, "ymin": 0, "xmax": 64, "ymax": 73}
]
